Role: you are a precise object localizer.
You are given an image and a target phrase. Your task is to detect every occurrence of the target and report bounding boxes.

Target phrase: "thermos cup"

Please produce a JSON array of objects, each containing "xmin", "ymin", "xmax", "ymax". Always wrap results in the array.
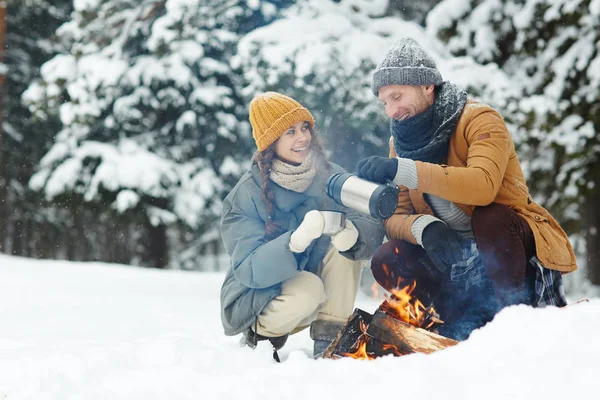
[
  {"xmin": 320, "ymin": 211, "xmax": 346, "ymax": 236},
  {"xmin": 326, "ymin": 173, "xmax": 399, "ymax": 219}
]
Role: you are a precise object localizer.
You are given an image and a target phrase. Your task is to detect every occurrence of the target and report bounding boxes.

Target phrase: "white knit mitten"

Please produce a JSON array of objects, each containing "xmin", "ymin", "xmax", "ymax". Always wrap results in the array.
[
  {"xmin": 331, "ymin": 220, "xmax": 359, "ymax": 252},
  {"xmin": 289, "ymin": 210, "xmax": 325, "ymax": 253}
]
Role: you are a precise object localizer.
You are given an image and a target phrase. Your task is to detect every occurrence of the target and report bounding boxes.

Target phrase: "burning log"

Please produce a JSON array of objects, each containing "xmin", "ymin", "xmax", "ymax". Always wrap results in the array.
[
  {"xmin": 321, "ymin": 309, "xmax": 374, "ymax": 359},
  {"xmin": 379, "ymin": 281, "xmax": 444, "ymax": 331},
  {"xmin": 321, "ymin": 278, "xmax": 458, "ymax": 359},
  {"xmin": 367, "ymin": 310, "xmax": 458, "ymax": 355},
  {"xmin": 321, "ymin": 309, "xmax": 407, "ymax": 359},
  {"xmin": 321, "ymin": 308, "xmax": 457, "ymax": 359}
]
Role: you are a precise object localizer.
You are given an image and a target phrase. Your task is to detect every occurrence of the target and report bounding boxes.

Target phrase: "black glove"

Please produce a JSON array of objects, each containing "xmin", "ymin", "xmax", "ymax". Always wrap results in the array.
[
  {"xmin": 421, "ymin": 222, "xmax": 469, "ymax": 271},
  {"xmin": 356, "ymin": 156, "xmax": 398, "ymax": 184}
]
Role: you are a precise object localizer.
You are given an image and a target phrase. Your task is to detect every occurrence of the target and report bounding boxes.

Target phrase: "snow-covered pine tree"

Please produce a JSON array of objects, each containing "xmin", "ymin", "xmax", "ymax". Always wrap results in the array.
[
  {"xmin": 427, "ymin": 0, "xmax": 600, "ymax": 283},
  {"xmin": 236, "ymin": 0, "xmax": 391, "ymax": 170},
  {"xmin": 23, "ymin": 0, "xmax": 291, "ymax": 268},
  {"xmin": 386, "ymin": 0, "xmax": 442, "ymax": 24},
  {"xmin": 236, "ymin": 0, "xmax": 514, "ymax": 171},
  {"xmin": 1, "ymin": 0, "xmax": 73, "ymax": 257}
]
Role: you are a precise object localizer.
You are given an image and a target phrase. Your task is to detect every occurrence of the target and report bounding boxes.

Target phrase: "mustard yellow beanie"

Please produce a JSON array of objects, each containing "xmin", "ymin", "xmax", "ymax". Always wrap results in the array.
[{"xmin": 249, "ymin": 92, "xmax": 315, "ymax": 152}]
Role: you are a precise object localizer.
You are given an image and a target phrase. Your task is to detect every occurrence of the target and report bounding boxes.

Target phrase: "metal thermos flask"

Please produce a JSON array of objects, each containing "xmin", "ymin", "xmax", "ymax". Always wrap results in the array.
[{"xmin": 326, "ymin": 173, "xmax": 399, "ymax": 219}]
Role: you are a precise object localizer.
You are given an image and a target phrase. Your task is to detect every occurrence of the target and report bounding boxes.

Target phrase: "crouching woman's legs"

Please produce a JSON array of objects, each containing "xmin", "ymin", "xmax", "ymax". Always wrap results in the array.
[
  {"xmin": 244, "ymin": 271, "xmax": 324, "ymax": 361},
  {"xmin": 255, "ymin": 245, "xmax": 364, "ymax": 357},
  {"xmin": 310, "ymin": 245, "xmax": 365, "ymax": 356},
  {"xmin": 315, "ymin": 244, "xmax": 365, "ymax": 323},
  {"xmin": 256, "ymin": 271, "xmax": 326, "ymax": 338}
]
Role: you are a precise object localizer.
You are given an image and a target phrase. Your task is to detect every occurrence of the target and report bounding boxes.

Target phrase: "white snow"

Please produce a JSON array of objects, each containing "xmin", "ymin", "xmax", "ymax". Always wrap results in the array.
[
  {"xmin": 426, "ymin": 0, "xmax": 472, "ymax": 33},
  {"xmin": 39, "ymin": 54, "xmax": 77, "ymax": 83},
  {"xmin": 1, "ymin": 254, "xmax": 599, "ymax": 399},
  {"xmin": 73, "ymin": 0, "xmax": 101, "ymax": 12},
  {"xmin": 592, "ymin": 0, "xmax": 600, "ymax": 15},
  {"xmin": 114, "ymin": 190, "xmax": 141, "ymax": 213}
]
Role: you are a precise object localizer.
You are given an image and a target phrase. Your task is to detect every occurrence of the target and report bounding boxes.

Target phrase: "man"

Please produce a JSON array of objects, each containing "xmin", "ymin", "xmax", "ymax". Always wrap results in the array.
[{"xmin": 357, "ymin": 37, "xmax": 577, "ymax": 340}]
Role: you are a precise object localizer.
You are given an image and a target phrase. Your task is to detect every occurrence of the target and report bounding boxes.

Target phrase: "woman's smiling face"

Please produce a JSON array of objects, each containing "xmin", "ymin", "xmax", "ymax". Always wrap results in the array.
[{"xmin": 274, "ymin": 121, "xmax": 312, "ymax": 165}]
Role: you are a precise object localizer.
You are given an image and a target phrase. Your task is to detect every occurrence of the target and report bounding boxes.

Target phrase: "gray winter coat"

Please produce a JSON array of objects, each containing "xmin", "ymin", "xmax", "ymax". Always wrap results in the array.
[{"xmin": 220, "ymin": 161, "xmax": 385, "ymax": 336}]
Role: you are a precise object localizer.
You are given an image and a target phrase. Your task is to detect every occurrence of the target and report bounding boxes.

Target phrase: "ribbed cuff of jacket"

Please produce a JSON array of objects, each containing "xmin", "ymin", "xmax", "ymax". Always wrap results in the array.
[
  {"xmin": 411, "ymin": 215, "xmax": 444, "ymax": 247},
  {"xmin": 392, "ymin": 157, "xmax": 418, "ymax": 189}
]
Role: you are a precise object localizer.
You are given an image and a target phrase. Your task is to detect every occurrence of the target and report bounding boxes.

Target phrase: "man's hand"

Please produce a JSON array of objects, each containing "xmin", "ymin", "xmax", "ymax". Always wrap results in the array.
[
  {"xmin": 421, "ymin": 222, "xmax": 469, "ymax": 271},
  {"xmin": 289, "ymin": 210, "xmax": 325, "ymax": 253},
  {"xmin": 331, "ymin": 220, "xmax": 359, "ymax": 252},
  {"xmin": 357, "ymin": 156, "xmax": 398, "ymax": 184}
]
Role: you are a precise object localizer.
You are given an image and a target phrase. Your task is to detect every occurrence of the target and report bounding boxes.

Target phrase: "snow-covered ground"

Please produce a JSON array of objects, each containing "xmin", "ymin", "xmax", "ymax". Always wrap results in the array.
[{"xmin": 1, "ymin": 254, "xmax": 599, "ymax": 399}]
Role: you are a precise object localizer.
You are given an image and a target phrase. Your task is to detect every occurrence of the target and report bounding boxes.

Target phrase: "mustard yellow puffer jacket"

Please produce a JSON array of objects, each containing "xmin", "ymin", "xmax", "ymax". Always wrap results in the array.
[{"xmin": 385, "ymin": 100, "xmax": 577, "ymax": 273}]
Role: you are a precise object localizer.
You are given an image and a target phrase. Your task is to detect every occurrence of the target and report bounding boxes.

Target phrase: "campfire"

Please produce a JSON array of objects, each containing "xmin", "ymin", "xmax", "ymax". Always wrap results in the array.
[
  {"xmin": 322, "ymin": 267, "xmax": 457, "ymax": 360},
  {"xmin": 380, "ymin": 280, "xmax": 443, "ymax": 330}
]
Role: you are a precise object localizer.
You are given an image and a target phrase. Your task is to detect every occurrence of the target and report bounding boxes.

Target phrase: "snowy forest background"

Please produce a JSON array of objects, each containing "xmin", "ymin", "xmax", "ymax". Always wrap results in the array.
[{"xmin": 1, "ymin": 0, "xmax": 599, "ymax": 295}]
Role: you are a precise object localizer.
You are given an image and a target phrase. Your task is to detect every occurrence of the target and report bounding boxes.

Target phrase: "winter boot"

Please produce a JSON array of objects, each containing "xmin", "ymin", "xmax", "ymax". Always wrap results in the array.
[
  {"xmin": 309, "ymin": 319, "xmax": 344, "ymax": 359},
  {"xmin": 241, "ymin": 327, "xmax": 289, "ymax": 362}
]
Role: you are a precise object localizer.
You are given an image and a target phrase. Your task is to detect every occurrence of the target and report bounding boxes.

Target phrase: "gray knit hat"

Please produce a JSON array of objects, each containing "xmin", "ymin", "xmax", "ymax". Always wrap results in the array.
[{"xmin": 372, "ymin": 37, "xmax": 443, "ymax": 95}]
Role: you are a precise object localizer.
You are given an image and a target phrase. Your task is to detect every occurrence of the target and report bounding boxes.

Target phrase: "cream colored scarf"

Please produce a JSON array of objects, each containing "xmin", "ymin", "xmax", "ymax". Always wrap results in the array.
[{"xmin": 270, "ymin": 150, "xmax": 318, "ymax": 193}]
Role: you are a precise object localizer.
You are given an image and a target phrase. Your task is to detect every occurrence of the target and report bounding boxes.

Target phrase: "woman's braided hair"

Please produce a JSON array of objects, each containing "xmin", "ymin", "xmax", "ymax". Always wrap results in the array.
[{"xmin": 254, "ymin": 125, "xmax": 330, "ymax": 241}]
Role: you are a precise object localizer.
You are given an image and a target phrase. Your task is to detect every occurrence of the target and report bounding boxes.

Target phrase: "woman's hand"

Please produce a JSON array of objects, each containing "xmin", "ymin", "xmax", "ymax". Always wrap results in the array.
[
  {"xmin": 289, "ymin": 210, "xmax": 325, "ymax": 253},
  {"xmin": 331, "ymin": 220, "xmax": 359, "ymax": 252}
]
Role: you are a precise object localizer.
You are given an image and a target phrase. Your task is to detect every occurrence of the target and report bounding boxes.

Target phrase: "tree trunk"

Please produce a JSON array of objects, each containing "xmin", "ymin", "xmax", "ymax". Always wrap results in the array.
[
  {"xmin": 35, "ymin": 220, "xmax": 51, "ymax": 259},
  {"xmin": 0, "ymin": 2, "xmax": 7, "ymax": 252},
  {"xmin": 585, "ymin": 174, "xmax": 600, "ymax": 285},
  {"xmin": 11, "ymin": 215, "xmax": 22, "ymax": 255},
  {"xmin": 148, "ymin": 222, "xmax": 168, "ymax": 268},
  {"xmin": 105, "ymin": 215, "xmax": 130, "ymax": 265}
]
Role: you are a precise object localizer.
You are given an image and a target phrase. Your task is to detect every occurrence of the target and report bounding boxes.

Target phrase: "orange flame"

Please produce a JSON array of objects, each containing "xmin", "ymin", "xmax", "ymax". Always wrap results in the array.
[
  {"xmin": 340, "ymin": 320, "xmax": 376, "ymax": 360},
  {"xmin": 380, "ymin": 280, "xmax": 439, "ymax": 330},
  {"xmin": 371, "ymin": 282, "xmax": 380, "ymax": 299},
  {"xmin": 340, "ymin": 319, "xmax": 405, "ymax": 359},
  {"xmin": 382, "ymin": 263, "xmax": 391, "ymax": 276},
  {"xmin": 381, "ymin": 343, "xmax": 404, "ymax": 357},
  {"xmin": 339, "ymin": 261, "xmax": 442, "ymax": 360},
  {"xmin": 342, "ymin": 336, "xmax": 374, "ymax": 360}
]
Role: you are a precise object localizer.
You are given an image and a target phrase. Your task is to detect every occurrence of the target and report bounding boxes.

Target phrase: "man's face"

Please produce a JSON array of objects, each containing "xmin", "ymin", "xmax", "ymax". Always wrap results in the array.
[{"xmin": 378, "ymin": 84, "xmax": 435, "ymax": 120}]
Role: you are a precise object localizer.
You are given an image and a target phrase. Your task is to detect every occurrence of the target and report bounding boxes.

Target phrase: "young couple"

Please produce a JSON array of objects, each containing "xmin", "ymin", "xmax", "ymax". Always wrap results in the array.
[{"xmin": 219, "ymin": 38, "xmax": 577, "ymax": 359}]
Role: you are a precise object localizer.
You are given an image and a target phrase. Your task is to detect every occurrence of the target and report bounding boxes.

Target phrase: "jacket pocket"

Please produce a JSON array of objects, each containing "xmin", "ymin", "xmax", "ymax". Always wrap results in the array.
[{"xmin": 525, "ymin": 203, "xmax": 574, "ymax": 267}]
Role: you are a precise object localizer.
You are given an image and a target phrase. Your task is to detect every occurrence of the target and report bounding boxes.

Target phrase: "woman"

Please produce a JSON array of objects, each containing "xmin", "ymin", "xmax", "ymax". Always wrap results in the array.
[{"xmin": 219, "ymin": 92, "xmax": 384, "ymax": 359}]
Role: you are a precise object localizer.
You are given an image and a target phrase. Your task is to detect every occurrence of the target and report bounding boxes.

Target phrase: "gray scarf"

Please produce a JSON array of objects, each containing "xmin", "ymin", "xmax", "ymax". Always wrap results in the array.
[
  {"xmin": 270, "ymin": 150, "xmax": 318, "ymax": 192},
  {"xmin": 391, "ymin": 82, "xmax": 468, "ymax": 164}
]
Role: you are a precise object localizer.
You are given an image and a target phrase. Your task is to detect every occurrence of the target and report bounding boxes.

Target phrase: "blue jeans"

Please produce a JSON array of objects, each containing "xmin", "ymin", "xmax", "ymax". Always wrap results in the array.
[
  {"xmin": 371, "ymin": 239, "xmax": 499, "ymax": 341},
  {"xmin": 371, "ymin": 204, "xmax": 538, "ymax": 340}
]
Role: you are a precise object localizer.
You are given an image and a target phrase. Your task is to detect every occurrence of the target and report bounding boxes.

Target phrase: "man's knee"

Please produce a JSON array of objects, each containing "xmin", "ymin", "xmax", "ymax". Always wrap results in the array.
[
  {"xmin": 371, "ymin": 240, "xmax": 421, "ymax": 290},
  {"xmin": 472, "ymin": 203, "xmax": 512, "ymax": 234},
  {"xmin": 371, "ymin": 240, "xmax": 396, "ymax": 270}
]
